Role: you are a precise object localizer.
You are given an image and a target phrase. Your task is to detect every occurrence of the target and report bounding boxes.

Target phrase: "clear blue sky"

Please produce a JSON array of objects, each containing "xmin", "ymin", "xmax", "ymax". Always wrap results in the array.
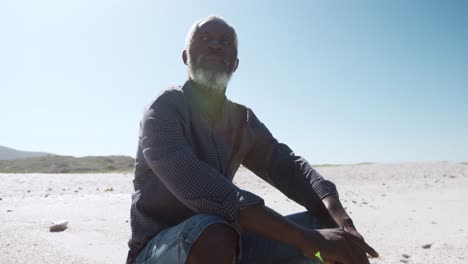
[{"xmin": 1, "ymin": 0, "xmax": 467, "ymax": 164}]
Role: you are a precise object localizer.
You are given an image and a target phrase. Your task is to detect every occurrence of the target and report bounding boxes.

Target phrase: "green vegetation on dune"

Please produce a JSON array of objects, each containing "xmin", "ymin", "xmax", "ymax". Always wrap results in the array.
[
  {"xmin": 313, "ymin": 162, "xmax": 375, "ymax": 167},
  {"xmin": 312, "ymin": 164, "xmax": 343, "ymax": 167},
  {"xmin": 0, "ymin": 155, "xmax": 135, "ymax": 173}
]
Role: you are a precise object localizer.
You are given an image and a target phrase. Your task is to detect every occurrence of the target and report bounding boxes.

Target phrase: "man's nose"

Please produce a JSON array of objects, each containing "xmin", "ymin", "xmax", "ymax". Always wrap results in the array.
[{"xmin": 208, "ymin": 39, "xmax": 224, "ymax": 52}]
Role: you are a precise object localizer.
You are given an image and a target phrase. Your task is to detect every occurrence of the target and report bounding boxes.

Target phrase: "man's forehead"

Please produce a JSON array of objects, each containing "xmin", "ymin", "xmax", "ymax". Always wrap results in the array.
[{"xmin": 196, "ymin": 19, "xmax": 234, "ymax": 36}]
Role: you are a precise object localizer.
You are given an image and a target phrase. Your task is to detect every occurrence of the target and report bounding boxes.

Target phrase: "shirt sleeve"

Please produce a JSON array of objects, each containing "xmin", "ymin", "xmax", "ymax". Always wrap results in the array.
[
  {"xmin": 241, "ymin": 109, "xmax": 338, "ymax": 212},
  {"xmin": 140, "ymin": 90, "xmax": 264, "ymax": 223}
]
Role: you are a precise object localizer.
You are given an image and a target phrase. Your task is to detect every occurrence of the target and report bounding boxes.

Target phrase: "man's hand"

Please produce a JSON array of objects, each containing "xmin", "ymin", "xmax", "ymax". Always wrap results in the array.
[
  {"xmin": 297, "ymin": 227, "xmax": 377, "ymax": 264},
  {"xmin": 321, "ymin": 195, "xmax": 379, "ymax": 259}
]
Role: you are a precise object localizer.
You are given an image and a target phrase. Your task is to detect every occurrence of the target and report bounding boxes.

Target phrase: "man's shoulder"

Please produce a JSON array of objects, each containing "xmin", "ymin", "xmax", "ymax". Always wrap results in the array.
[
  {"xmin": 144, "ymin": 85, "xmax": 187, "ymax": 112},
  {"xmin": 226, "ymin": 100, "xmax": 261, "ymax": 125},
  {"xmin": 226, "ymin": 99, "xmax": 249, "ymax": 112}
]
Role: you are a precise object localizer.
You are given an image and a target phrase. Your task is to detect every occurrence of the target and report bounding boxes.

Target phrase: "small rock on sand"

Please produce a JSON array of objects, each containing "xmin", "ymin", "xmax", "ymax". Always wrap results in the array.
[
  {"xmin": 422, "ymin": 243, "xmax": 432, "ymax": 249},
  {"xmin": 104, "ymin": 187, "xmax": 113, "ymax": 192},
  {"xmin": 402, "ymin": 253, "xmax": 410, "ymax": 258},
  {"xmin": 49, "ymin": 220, "xmax": 68, "ymax": 232}
]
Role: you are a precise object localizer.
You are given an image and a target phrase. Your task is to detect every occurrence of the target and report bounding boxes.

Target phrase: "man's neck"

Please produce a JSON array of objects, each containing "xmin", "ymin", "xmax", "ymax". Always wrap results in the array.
[
  {"xmin": 187, "ymin": 79, "xmax": 227, "ymax": 120},
  {"xmin": 190, "ymin": 79, "xmax": 227, "ymax": 97}
]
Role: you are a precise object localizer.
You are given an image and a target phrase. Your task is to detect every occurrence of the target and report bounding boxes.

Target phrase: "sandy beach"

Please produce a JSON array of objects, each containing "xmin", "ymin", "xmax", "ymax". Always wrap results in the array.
[{"xmin": 1, "ymin": 162, "xmax": 467, "ymax": 264}]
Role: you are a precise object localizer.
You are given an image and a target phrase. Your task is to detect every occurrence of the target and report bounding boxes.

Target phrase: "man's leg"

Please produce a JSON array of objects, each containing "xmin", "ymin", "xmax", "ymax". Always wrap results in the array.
[
  {"xmin": 135, "ymin": 214, "xmax": 239, "ymax": 264},
  {"xmin": 240, "ymin": 211, "xmax": 325, "ymax": 264},
  {"xmin": 186, "ymin": 223, "xmax": 238, "ymax": 264}
]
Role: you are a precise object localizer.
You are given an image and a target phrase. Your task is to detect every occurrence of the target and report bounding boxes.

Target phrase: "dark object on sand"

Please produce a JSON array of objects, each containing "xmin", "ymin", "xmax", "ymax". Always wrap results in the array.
[{"xmin": 49, "ymin": 220, "xmax": 68, "ymax": 232}]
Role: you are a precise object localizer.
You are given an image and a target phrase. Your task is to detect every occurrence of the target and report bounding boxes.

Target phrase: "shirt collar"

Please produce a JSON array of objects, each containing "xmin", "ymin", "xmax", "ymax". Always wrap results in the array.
[{"xmin": 182, "ymin": 80, "xmax": 227, "ymax": 120}]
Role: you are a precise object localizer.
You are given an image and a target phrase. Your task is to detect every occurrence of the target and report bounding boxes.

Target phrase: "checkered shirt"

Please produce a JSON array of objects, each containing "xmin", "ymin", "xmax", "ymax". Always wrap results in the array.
[{"xmin": 127, "ymin": 80, "xmax": 338, "ymax": 262}]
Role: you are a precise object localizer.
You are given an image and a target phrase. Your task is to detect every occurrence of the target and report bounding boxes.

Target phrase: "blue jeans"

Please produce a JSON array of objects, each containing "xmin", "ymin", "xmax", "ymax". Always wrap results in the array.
[{"xmin": 135, "ymin": 211, "xmax": 323, "ymax": 264}]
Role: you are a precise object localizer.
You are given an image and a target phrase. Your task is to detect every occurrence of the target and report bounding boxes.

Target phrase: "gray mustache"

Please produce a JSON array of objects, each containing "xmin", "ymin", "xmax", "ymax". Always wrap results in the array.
[{"xmin": 196, "ymin": 54, "xmax": 232, "ymax": 70}]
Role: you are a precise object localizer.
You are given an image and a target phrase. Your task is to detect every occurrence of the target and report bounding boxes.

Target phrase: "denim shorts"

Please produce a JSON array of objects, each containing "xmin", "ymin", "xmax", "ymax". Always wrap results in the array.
[{"xmin": 135, "ymin": 211, "xmax": 323, "ymax": 264}]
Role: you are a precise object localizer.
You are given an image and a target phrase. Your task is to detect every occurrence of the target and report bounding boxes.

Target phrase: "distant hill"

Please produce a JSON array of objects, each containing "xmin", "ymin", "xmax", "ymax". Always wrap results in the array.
[
  {"xmin": 0, "ymin": 145, "xmax": 52, "ymax": 160},
  {"xmin": 0, "ymin": 155, "xmax": 135, "ymax": 173}
]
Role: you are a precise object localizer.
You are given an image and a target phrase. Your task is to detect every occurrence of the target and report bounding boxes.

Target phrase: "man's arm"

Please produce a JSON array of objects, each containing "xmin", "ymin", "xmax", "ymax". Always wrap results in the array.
[
  {"xmin": 240, "ymin": 109, "xmax": 378, "ymax": 261},
  {"xmin": 239, "ymin": 204, "xmax": 378, "ymax": 263},
  {"xmin": 241, "ymin": 109, "xmax": 338, "ymax": 216}
]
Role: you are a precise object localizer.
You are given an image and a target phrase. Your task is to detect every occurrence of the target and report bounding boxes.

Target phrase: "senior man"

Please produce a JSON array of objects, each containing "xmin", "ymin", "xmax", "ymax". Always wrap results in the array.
[{"xmin": 127, "ymin": 16, "xmax": 378, "ymax": 264}]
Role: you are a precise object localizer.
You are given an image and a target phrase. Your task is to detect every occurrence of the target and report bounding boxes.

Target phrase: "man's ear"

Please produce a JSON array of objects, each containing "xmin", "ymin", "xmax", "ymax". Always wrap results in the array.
[
  {"xmin": 182, "ymin": 50, "xmax": 188, "ymax": 65},
  {"xmin": 232, "ymin": 58, "xmax": 239, "ymax": 72}
]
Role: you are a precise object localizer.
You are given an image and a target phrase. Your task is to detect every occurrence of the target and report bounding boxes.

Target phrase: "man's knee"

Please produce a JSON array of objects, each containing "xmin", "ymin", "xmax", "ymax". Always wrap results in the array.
[{"xmin": 187, "ymin": 223, "xmax": 238, "ymax": 264}]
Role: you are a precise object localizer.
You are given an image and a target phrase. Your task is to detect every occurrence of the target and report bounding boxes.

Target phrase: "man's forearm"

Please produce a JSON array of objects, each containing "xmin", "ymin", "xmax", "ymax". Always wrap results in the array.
[
  {"xmin": 322, "ymin": 195, "xmax": 353, "ymax": 228},
  {"xmin": 239, "ymin": 204, "xmax": 311, "ymax": 252}
]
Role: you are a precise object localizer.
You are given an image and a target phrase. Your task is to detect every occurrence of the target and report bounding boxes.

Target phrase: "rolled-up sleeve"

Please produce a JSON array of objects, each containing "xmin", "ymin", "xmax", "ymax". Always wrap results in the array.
[
  {"xmin": 242, "ymin": 110, "xmax": 338, "ymax": 211},
  {"xmin": 141, "ymin": 91, "xmax": 263, "ymax": 223}
]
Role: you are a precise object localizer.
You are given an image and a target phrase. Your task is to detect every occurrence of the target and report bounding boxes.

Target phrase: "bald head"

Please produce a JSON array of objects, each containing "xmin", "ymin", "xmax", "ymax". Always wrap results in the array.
[
  {"xmin": 182, "ymin": 16, "xmax": 240, "ymax": 94},
  {"xmin": 185, "ymin": 15, "xmax": 238, "ymax": 53}
]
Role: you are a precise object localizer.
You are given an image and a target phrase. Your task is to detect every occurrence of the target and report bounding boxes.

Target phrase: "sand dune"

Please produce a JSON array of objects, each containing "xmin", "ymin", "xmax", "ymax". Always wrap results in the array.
[{"xmin": 1, "ymin": 162, "xmax": 467, "ymax": 263}]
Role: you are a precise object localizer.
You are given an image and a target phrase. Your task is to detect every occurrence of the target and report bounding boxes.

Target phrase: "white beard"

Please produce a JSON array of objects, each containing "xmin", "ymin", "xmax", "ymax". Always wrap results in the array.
[{"xmin": 187, "ymin": 56, "xmax": 232, "ymax": 94}]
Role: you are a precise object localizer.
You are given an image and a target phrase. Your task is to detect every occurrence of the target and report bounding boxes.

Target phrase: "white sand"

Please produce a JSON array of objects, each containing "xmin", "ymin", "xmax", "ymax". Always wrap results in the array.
[{"xmin": 1, "ymin": 162, "xmax": 467, "ymax": 263}]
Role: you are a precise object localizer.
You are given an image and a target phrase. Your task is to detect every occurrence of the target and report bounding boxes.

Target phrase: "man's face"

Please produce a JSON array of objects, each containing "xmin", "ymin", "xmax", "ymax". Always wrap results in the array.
[{"xmin": 184, "ymin": 19, "xmax": 239, "ymax": 91}]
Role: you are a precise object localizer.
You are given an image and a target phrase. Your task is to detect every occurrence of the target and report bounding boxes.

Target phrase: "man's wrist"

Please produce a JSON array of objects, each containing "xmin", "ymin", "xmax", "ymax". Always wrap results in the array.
[
  {"xmin": 322, "ymin": 195, "xmax": 355, "ymax": 228},
  {"xmin": 292, "ymin": 227, "xmax": 322, "ymax": 256},
  {"xmin": 322, "ymin": 195, "xmax": 342, "ymax": 211}
]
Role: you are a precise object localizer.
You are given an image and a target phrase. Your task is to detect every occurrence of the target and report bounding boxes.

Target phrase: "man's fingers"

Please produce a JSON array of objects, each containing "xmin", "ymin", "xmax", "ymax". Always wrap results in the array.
[
  {"xmin": 345, "ymin": 243, "xmax": 368, "ymax": 264},
  {"xmin": 353, "ymin": 246, "xmax": 371, "ymax": 264},
  {"xmin": 344, "ymin": 227, "xmax": 363, "ymax": 240},
  {"xmin": 342, "ymin": 232, "xmax": 379, "ymax": 258}
]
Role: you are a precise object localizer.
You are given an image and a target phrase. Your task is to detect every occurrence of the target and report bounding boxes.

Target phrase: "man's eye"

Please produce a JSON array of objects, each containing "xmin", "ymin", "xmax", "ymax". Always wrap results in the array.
[
  {"xmin": 223, "ymin": 39, "xmax": 232, "ymax": 46},
  {"xmin": 200, "ymin": 36, "xmax": 209, "ymax": 41}
]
